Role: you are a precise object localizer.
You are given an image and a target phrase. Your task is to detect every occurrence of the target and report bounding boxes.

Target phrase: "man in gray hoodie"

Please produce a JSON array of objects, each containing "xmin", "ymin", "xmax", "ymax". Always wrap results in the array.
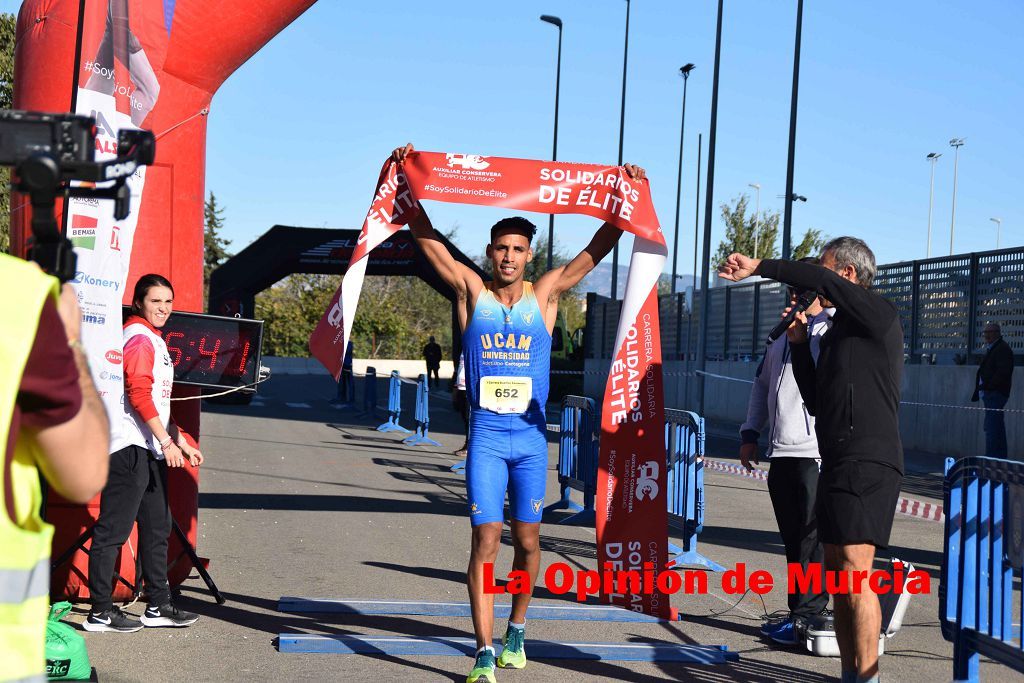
[{"xmin": 740, "ymin": 258, "xmax": 832, "ymax": 645}]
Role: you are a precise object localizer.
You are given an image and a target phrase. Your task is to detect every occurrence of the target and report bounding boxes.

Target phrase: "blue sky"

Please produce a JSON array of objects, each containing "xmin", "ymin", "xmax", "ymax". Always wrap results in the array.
[{"xmin": 6, "ymin": 0, "xmax": 1021, "ymax": 276}]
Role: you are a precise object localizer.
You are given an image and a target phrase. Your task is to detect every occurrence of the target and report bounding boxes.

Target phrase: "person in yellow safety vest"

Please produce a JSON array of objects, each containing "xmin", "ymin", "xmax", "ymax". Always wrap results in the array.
[{"xmin": 0, "ymin": 253, "xmax": 110, "ymax": 683}]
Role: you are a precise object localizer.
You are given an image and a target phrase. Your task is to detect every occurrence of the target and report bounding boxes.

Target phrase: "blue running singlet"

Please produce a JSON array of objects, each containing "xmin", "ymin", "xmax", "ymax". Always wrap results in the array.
[{"xmin": 463, "ymin": 282, "xmax": 552, "ymax": 525}]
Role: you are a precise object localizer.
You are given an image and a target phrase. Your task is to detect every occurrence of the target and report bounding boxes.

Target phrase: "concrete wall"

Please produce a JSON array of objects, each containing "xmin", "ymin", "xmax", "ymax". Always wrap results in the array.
[
  {"xmin": 262, "ymin": 356, "xmax": 454, "ymax": 380},
  {"xmin": 584, "ymin": 358, "xmax": 1023, "ymax": 459}
]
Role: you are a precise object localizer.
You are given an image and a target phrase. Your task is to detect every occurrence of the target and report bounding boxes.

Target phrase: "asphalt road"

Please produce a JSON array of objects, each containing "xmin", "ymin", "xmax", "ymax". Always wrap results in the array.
[{"xmin": 67, "ymin": 372, "xmax": 1019, "ymax": 682}]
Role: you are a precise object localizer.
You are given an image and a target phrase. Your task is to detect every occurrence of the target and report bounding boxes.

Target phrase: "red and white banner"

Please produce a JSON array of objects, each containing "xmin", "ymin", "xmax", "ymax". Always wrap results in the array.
[{"xmin": 309, "ymin": 151, "xmax": 670, "ymax": 617}]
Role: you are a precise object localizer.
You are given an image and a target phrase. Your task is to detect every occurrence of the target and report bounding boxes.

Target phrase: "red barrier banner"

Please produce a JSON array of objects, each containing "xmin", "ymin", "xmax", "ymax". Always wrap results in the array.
[{"xmin": 309, "ymin": 151, "xmax": 670, "ymax": 617}]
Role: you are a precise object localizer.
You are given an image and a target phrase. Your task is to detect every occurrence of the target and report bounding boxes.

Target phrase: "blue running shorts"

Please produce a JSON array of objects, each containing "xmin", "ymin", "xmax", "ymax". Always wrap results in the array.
[{"xmin": 465, "ymin": 411, "xmax": 548, "ymax": 526}]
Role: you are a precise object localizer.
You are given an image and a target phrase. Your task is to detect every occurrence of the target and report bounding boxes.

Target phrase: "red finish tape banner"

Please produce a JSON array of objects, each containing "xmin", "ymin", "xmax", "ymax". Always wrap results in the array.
[{"xmin": 309, "ymin": 151, "xmax": 671, "ymax": 618}]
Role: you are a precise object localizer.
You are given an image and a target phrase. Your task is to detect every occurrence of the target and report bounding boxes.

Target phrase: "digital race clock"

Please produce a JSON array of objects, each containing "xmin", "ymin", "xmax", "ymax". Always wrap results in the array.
[{"xmin": 123, "ymin": 308, "xmax": 264, "ymax": 390}]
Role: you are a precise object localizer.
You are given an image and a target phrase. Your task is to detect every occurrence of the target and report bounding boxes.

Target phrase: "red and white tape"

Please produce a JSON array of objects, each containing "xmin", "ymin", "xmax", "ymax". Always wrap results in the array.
[{"xmin": 702, "ymin": 457, "xmax": 945, "ymax": 523}]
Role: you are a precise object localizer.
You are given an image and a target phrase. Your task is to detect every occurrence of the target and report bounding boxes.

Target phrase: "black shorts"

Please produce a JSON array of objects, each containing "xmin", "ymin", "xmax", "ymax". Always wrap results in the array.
[{"xmin": 816, "ymin": 460, "xmax": 902, "ymax": 548}]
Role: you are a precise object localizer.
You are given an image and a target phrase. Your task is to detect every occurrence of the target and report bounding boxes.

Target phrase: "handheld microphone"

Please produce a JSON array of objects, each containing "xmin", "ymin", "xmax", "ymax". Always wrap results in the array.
[{"xmin": 767, "ymin": 290, "xmax": 819, "ymax": 345}]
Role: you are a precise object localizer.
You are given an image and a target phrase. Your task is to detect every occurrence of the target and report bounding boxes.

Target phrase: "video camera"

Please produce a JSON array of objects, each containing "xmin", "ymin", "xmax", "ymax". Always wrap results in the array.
[{"xmin": 0, "ymin": 110, "xmax": 156, "ymax": 282}]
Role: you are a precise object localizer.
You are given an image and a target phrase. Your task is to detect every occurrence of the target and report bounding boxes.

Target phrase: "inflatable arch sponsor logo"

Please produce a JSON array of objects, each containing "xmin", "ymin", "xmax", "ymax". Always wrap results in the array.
[{"xmin": 105, "ymin": 349, "xmax": 122, "ymax": 364}]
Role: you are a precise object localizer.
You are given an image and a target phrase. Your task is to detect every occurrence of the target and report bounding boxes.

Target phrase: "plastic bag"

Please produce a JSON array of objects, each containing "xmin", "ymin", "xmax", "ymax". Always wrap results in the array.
[{"xmin": 45, "ymin": 602, "xmax": 92, "ymax": 680}]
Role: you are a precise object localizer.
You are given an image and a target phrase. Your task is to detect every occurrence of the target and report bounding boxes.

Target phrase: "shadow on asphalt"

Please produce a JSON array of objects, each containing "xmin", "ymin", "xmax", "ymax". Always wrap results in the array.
[
  {"xmin": 198, "ymin": 492, "xmax": 466, "ymax": 515},
  {"xmin": 176, "ymin": 585, "xmax": 835, "ymax": 682}
]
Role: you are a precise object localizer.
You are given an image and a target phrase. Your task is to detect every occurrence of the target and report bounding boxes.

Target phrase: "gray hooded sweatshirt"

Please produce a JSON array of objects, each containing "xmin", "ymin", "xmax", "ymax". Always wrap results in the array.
[{"xmin": 740, "ymin": 311, "xmax": 832, "ymax": 459}]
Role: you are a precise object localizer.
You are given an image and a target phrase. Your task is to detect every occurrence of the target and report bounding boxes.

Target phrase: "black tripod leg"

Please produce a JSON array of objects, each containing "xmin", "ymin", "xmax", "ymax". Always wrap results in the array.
[
  {"xmin": 172, "ymin": 520, "xmax": 225, "ymax": 604},
  {"xmin": 50, "ymin": 526, "xmax": 94, "ymax": 571}
]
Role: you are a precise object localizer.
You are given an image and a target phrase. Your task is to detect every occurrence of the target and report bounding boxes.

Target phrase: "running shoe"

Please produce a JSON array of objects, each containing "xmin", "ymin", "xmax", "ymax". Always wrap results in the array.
[
  {"xmin": 466, "ymin": 649, "xmax": 497, "ymax": 683},
  {"xmin": 764, "ymin": 618, "xmax": 799, "ymax": 646},
  {"xmin": 82, "ymin": 606, "xmax": 143, "ymax": 633},
  {"xmin": 497, "ymin": 624, "xmax": 526, "ymax": 669},
  {"xmin": 759, "ymin": 614, "xmax": 790, "ymax": 636},
  {"xmin": 141, "ymin": 602, "xmax": 199, "ymax": 628}
]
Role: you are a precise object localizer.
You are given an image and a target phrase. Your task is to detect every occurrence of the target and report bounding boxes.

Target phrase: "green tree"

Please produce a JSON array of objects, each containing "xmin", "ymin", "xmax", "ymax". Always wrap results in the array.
[
  {"xmin": 0, "ymin": 12, "xmax": 16, "ymax": 253},
  {"xmin": 712, "ymin": 194, "xmax": 780, "ymax": 268},
  {"xmin": 203, "ymin": 193, "xmax": 232, "ymax": 304},
  {"xmin": 793, "ymin": 228, "xmax": 828, "ymax": 260}
]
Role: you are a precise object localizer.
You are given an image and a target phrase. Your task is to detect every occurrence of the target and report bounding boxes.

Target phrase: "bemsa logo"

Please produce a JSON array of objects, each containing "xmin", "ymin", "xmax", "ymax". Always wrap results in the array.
[
  {"xmin": 445, "ymin": 153, "xmax": 490, "ymax": 171},
  {"xmin": 635, "ymin": 461, "xmax": 660, "ymax": 501},
  {"xmin": 104, "ymin": 160, "xmax": 137, "ymax": 180}
]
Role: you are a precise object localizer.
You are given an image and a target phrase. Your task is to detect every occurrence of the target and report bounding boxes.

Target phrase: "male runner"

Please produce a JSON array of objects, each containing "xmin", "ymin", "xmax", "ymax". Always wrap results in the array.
[{"xmin": 392, "ymin": 144, "xmax": 645, "ymax": 683}]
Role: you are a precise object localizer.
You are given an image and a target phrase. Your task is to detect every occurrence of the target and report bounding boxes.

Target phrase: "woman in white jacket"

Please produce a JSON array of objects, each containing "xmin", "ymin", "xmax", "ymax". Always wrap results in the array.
[{"xmin": 85, "ymin": 274, "xmax": 203, "ymax": 632}]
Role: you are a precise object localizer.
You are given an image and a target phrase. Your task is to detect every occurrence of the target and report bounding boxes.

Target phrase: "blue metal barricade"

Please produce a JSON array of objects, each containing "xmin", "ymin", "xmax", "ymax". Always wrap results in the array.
[
  {"xmin": 941, "ymin": 456, "xmax": 1024, "ymax": 682},
  {"xmin": 357, "ymin": 367, "xmax": 378, "ymax": 419},
  {"xmin": 543, "ymin": 395, "xmax": 598, "ymax": 526},
  {"xmin": 664, "ymin": 409, "xmax": 724, "ymax": 572},
  {"xmin": 376, "ymin": 370, "xmax": 411, "ymax": 433},
  {"xmin": 403, "ymin": 374, "xmax": 441, "ymax": 447}
]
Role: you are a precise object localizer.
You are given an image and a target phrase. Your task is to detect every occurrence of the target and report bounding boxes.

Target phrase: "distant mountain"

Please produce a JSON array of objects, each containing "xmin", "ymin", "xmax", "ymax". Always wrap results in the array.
[{"xmin": 578, "ymin": 262, "xmax": 695, "ymax": 299}]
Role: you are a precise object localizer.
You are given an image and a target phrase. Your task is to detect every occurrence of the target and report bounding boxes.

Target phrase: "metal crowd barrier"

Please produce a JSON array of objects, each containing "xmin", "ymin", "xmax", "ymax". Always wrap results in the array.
[
  {"xmin": 664, "ymin": 409, "xmax": 725, "ymax": 571},
  {"xmin": 357, "ymin": 366, "xmax": 378, "ymax": 419},
  {"xmin": 376, "ymin": 370, "xmax": 410, "ymax": 433},
  {"xmin": 403, "ymin": 374, "xmax": 441, "ymax": 447},
  {"xmin": 543, "ymin": 396, "xmax": 599, "ymax": 526},
  {"xmin": 542, "ymin": 397, "xmax": 721, "ymax": 571},
  {"xmin": 941, "ymin": 456, "xmax": 1024, "ymax": 682}
]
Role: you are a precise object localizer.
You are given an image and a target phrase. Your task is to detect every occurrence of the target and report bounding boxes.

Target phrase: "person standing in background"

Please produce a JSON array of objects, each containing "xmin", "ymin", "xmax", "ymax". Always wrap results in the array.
[
  {"xmin": 423, "ymin": 336, "xmax": 443, "ymax": 389},
  {"xmin": 972, "ymin": 322, "xmax": 1014, "ymax": 458}
]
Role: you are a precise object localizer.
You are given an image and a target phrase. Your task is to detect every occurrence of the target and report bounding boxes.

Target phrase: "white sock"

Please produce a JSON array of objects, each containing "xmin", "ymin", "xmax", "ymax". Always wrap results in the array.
[
  {"xmin": 509, "ymin": 621, "xmax": 525, "ymax": 631},
  {"xmin": 477, "ymin": 646, "xmax": 495, "ymax": 656}
]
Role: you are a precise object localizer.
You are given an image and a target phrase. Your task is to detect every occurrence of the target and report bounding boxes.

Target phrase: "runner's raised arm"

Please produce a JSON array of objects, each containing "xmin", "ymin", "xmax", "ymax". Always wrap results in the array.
[{"xmin": 392, "ymin": 143, "xmax": 483, "ymax": 302}]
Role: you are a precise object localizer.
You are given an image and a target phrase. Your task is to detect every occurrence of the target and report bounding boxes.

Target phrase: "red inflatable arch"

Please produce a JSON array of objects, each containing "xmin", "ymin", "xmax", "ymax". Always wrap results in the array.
[{"xmin": 13, "ymin": 0, "xmax": 316, "ymax": 600}]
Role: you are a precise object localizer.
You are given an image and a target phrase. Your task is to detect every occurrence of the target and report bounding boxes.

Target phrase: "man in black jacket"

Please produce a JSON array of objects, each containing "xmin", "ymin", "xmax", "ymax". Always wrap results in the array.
[
  {"xmin": 972, "ymin": 322, "xmax": 1014, "ymax": 457},
  {"xmin": 719, "ymin": 237, "xmax": 902, "ymax": 683}
]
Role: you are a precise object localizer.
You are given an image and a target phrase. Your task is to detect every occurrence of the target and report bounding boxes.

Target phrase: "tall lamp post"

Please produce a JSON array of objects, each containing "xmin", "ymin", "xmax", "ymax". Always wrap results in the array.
[
  {"xmin": 748, "ymin": 183, "xmax": 761, "ymax": 257},
  {"xmin": 990, "ymin": 217, "xmax": 1002, "ymax": 249},
  {"xmin": 670, "ymin": 63, "xmax": 696, "ymax": 294},
  {"xmin": 610, "ymin": 0, "xmax": 630, "ymax": 298},
  {"xmin": 540, "ymin": 14, "xmax": 563, "ymax": 271},
  {"xmin": 781, "ymin": 0, "xmax": 805, "ymax": 260},
  {"xmin": 949, "ymin": 137, "xmax": 965, "ymax": 255},
  {"xmin": 926, "ymin": 152, "xmax": 941, "ymax": 258},
  {"xmin": 697, "ymin": 0, "xmax": 724, "ymax": 415}
]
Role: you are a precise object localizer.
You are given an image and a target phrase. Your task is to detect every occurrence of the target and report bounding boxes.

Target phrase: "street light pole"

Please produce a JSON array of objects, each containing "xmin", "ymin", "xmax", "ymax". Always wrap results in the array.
[
  {"xmin": 540, "ymin": 14, "xmax": 563, "ymax": 271},
  {"xmin": 671, "ymin": 64, "xmax": 696, "ymax": 294},
  {"xmin": 698, "ymin": 0, "xmax": 724, "ymax": 416},
  {"xmin": 949, "ymin": 137, "xmax": 965, "ymax": 255},
  {"xmin": 990, "ymin": 217, "xmax": 1002, "ymax": 249},
  {"xmin": 926, "ymin": 152, "xmax": 941, "ymax": 258},
  {"xmin": 781, "ymin": 0, "xmax": 804, "ymax": 260},
  {"xmin": 748, "ymin": 183, "xmax": 761, "ymax": 258},
  {"xmin": 610, "ymin": 0, "xmax": 630, "ymax": 299}
]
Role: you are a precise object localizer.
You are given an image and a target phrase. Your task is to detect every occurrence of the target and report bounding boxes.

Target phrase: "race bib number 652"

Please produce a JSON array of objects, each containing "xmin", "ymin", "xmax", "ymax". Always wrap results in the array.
[{"xmin": 479, "ymin": 376, "xmax": 532, "ymax": 414}]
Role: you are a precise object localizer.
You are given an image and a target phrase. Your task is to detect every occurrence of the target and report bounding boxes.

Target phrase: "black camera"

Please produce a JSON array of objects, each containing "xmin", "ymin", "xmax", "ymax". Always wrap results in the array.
[{"xmin": 0, "ymin": 110, "xmax": 156, "ymax": 282}]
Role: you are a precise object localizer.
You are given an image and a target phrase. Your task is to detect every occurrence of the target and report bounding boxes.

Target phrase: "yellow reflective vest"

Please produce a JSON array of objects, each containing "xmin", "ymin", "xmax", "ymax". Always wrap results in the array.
[{"xmin": 0, "ymin": 254, "xmax": 61, "ymax": 683}]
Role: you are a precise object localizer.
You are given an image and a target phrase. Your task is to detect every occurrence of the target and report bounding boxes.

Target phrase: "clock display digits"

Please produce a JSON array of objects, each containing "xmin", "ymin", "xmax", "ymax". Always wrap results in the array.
[
  {"xmin": 237, "ymin": 340, "xmax": 251, "ymax": 374},
  {"xmin": 164, "ymin": 331, "xmax": 185, "ymax": 365},
  {"xmin": 198, "ymin": 335, "xmax": 222, "ymax": 371}
]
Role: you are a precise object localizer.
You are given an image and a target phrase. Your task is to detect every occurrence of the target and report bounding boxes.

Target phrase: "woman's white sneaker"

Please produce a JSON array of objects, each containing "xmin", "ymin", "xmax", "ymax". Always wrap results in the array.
[{"xmin": 141, "ymin": 603, "xmax": 199, "ymax": 627}]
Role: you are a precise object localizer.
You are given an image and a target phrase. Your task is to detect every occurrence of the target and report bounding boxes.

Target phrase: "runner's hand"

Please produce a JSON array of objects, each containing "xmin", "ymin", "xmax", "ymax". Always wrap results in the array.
[
  {"xmin": 164, "ymin": 443, "xmax": 186, "ymax": 468},
  {"xmin": 623, "ymin": 163, "xmax": 646, "ymax": 181},
  {"xmin": 392, "ymin": 143, "xmax": 414, "ymax": 163},
  {"xmin": 739, "ymin": 443, "xmax": 759, "ymax": 471}
]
